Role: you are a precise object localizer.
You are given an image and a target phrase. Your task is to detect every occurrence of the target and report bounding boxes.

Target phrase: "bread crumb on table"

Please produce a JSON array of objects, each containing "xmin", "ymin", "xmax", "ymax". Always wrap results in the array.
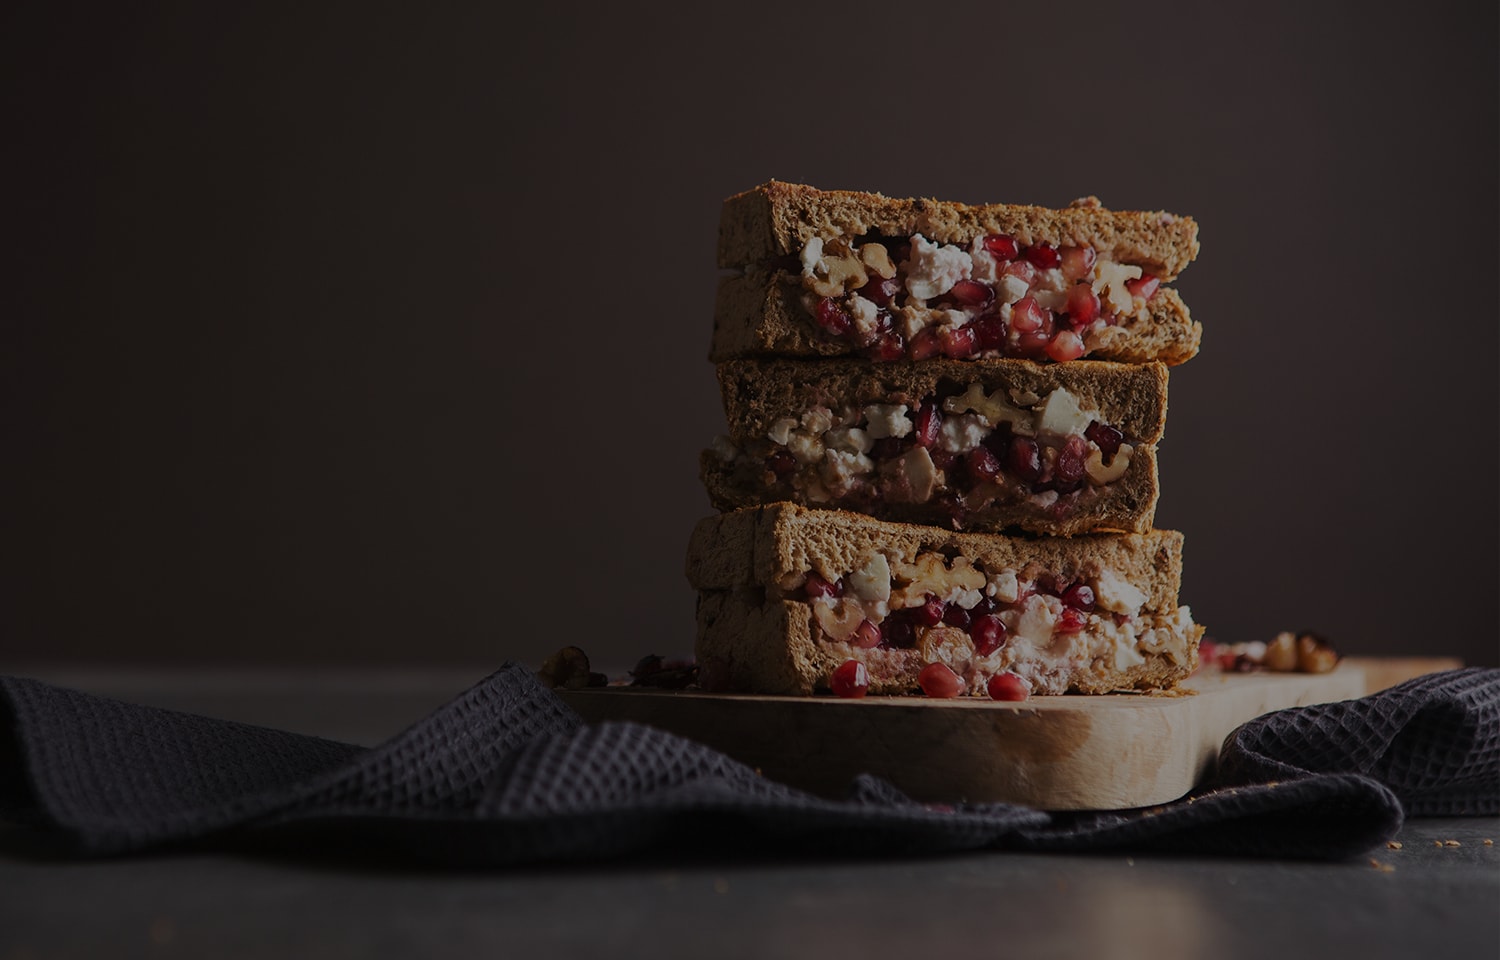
[
  {"xmin": 1386, "ymin": 841, "xmax": 1403, "ymax": 850},
  {"xmin": 1367, "ymin": 858, "xmax": 1396, "ymax": 873},
  {"xmin": 1444, "ymin": 840, "xmax": 1462, "ymax": 847}
]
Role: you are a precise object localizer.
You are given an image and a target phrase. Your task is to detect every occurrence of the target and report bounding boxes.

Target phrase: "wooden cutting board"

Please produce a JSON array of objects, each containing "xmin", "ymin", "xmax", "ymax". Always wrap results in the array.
[{"xmin": 560, "ymin": 666, "xmax": 1369, "ymax": 810}]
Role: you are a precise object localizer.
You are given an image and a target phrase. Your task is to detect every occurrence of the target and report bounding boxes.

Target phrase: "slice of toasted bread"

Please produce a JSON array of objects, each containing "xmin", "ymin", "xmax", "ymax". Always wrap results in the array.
[
  {"xmin": 688, "ymin": 504, "xmax": 1201, "ymax": 696},
  {"xmin": 702, "ymin": 358, "xmax": 1166, "ymax": 536},
  {"xmin": 718, "ymin": 181, "xmax": 1199, "ymax": 279}
]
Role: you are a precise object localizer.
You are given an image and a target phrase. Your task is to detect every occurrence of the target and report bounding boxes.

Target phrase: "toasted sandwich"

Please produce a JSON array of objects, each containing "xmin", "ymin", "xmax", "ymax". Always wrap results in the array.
[
  {"xmin": 712, "ymin": 181, "xmax": 1200, "ymax": 365},
  {"xmin": 702, "ymin": 358, "xmax": 1166, "ymax": 536},
  {"xmin": 687, "ymin": 503, "xmax": 1201, "ymax": 697}
]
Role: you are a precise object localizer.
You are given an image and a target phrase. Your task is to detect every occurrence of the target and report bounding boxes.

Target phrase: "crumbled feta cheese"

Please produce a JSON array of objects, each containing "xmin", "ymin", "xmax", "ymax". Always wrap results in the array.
[
  {"xmin": 1094, "ymin": 567, "xmax": 1147, "ymax": 618},
  {"xmin": 996, "ymin": 274, "xmax": 1030, "ymax": 305},
  {"xmin": 821, "ymin": 449, "xmax": 874, "ymax": 493},
  {"xmin": 863, "ymin": 404, "xmax": 912, "ymax": 439},
  {"xmin": 767, "ymin": 418, "xmax": 799, "ymax": 446},
  {"xmin": 1033, "ymin": 289, "xmax": 1068, "ymax": 313},
  {"xmin": 800, "ymin": 237, "xmax": 823, "ymax": 276},
  {"xmin": 951, "ymin": 587, "xmax": 984, "ymax": 610},
  {"xmin": 825, "ymin": 426, "xmax": 873, "ymax": 455},
  {"xmin": 848, "ymin": 554, "xmax": 892, "ymax": 605},
  {"xmin": 848, "ymin": 295, "xmax": 880, "ymax": 340},
  {"xmin": 902, "ymin": 233, "xmax": 971, "ymax": 300},
  {"xmin": 988, "ymin": 570, "xmax": 1019, "ymax": 604},
  {"xmin": 969, "ymin": 237, "xmax": 1001, "ymax": 283},
  {"xmin": 1036, "ymin": 267, "xmax": 1067, "ymax": 293},
  {"xmin": 801, "ymin": 406, "xmax": 834, "ymax": 435},
  {"xmin": 786, "ymin": 431, "xmax": 825, "ymax": 464},
  {"xmin": 1014, "ymin": 594, "xmax": 1062, "ymax": 645},
  {"xmin": 938, "ymin": 413, "xmax": 990, "ymax": 453},
  {"xmin": 1034, "ymin": 388, "xmax": 1094, "ymax": 439}
]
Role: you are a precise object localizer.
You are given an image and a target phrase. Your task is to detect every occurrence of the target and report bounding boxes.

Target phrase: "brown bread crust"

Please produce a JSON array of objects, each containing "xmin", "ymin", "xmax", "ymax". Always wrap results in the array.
[
  {"xmin": 689, "ymin": 505, "xmax": 1197, "ymax": 695},
  {"xmin": 718, "ymin": 181, "xmax": 1200, "ymax": 280},
  {"xmin": 701, "ymin": 358, "xmax": 1165, "ymax": 536},
  {"xmin": 709, "ymin": 271, "xmax": 1201, "ymax": 365}
]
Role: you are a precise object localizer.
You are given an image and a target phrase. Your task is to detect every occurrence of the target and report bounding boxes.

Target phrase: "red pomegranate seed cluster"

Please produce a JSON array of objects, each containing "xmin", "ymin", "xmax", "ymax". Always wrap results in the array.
[
  {"xmin": 807, "ymin": 234, "xmax": 1161, "ymax": 363},
  {"xmin": 811, "ymin": 571, "xmax": 1101, "ymax": 699}
]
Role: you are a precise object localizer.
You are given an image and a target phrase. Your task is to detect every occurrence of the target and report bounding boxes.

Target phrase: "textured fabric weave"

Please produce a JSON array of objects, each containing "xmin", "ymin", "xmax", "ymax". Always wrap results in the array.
[{"xmin": 1, "ymin": 667, "xmax": 1495, "ymax": 864}]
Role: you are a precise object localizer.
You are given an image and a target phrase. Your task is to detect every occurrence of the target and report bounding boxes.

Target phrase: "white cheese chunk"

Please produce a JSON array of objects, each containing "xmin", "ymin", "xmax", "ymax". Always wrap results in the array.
[{"xmin": 862, "ymin": 404, "xmax": 912, "ymax": 439}]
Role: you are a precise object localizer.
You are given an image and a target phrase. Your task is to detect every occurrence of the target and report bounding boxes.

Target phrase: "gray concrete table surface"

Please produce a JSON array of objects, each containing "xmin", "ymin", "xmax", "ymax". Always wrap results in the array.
[{"xmin": 1, "ymin": 667, "xmax": 1496, "ymax": 960}]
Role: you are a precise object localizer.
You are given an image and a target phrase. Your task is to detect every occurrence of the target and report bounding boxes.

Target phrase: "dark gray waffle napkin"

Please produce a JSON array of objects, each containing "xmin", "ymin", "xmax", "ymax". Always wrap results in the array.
[{"xmin": 1, "ymin": 667, "xmax": 1495, "ymax": 864}]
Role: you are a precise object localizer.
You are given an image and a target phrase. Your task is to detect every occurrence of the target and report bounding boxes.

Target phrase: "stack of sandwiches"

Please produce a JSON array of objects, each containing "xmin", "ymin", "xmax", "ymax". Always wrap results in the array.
[{"xmin": 688, "ymin": 182, "xmax": 1205, "ymax": 700}]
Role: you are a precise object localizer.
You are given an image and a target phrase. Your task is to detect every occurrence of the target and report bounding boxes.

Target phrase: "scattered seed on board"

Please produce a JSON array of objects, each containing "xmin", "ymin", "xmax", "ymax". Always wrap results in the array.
[
  {"xmin": 1386, "ymin": 841, "xmax": 1403, "ymax": 850},
  {"xmin": 1444, "ymin": 840, "xmax": 1462, "ymax": 847},
  {"xmin": 1368, "ymin": 858, "xmax": 1395, "ymax": 873}
]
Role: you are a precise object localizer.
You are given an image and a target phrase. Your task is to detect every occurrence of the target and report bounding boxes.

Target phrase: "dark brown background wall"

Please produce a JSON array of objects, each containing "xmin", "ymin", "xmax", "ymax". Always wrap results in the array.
[{"xmin": 3, "ymin": 1, "xmax": 1496, "ymax": 670}]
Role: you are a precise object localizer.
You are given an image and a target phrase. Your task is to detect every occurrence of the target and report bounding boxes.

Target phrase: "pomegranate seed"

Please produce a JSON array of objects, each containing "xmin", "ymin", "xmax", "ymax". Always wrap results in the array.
[
  {"xmin": 949, "ymin": 279, "xmax": 995, "ymax": 308},
  {"xmin": 983, "ymin": 234, "xmax": 1019, "ymax": 260},
  {"xmin": 1007, "ymin": 436, "xmax": 1043, "ymax": 482},
  {"xmin": 1045, "ymin": 330, "xmax": 1086, "ymax": 362},
  {"xmin": 1009, "ymin": 296, "xmax": 1049, "ymax": 333},
  {"xmin": 971, "ymin": 595, "xmax": 998, "ymax": 616},
  {"xmin": 1061, "ymin": 583, "xmax": 1096, "ymax": 612},
  {"xmin": 942, "ymin": 605, "xmax": 972, "ymax": 629},
  {"xmin": 1064, "ymin": 283, "xmax": 1101, "ymax": 324},
  {"xmin": 1001, "ymin": 259, "xmax": 1037, "ymax": 285},
  {"xmin": 1054, "ymin": 436, "xmax": 1089, "ymax": 492},
  {"xmin": 867, "ymin": 333, "xmax": 906, "ymax": 362},
  {"xmin": 1014, "ymin": 331, "xmax": 1053, "ymax": 359},
  {"xmin": 909, "ymin": 327, "xmax": 943, "ymax": 360},
  {"xmin": 1125, "ymin": 275, "xmax": 1160, "ymax": 300},
  {"xmin": 918, "ymin": 662, "xmax": 964, "ymax": 698},
  {"xmin": 831, "ymin": 659, "xmax": 870, "ymax": 698},
  {"xmin": 913, "ymin": 402, "xmax": 942, "ymax": 448},
  {"xmin": 804, "ymin": 574, "xmax": 844, "ymax": 599},
  {"xmin": 1055, "ymin": 607, "xmax": 1088, "ymax": 634},
  {"xmin": 1084, "ymin": 421, "xmax": 1123, "ymax": 458},
  {"xmin": 882, "ymin": 619, "xmax": 917, "ymax": 649},
  {"xmin": 766, "ymin": 450, "xmax": 797, "ymax": 476},
  {"xmin": 815, "ymin": 297, "xmax": 852, "ymax": 336},
  {"xmin": 912, "ymin": 594, "xmax": 946, "ymax": 627},
  {"xmin": 971, "ymin": 314, "xmax": 1007, "ymax": 350},
  {"xmin": 1025, "ymin": 243, "xmax": 1061, "ymax": 269},
  {"xmin": 851, "ymin": 619, "xmax": 882, "ymax": 649},
  {"xmin": 971, "ymin": 614, "xmax": 1007, "ymax": 657},
  {"xmin": 860, "ymin": 276, "xmax": 902, "ymax": 308},
  {"xmin": 1059, "ymin": 246, "xmax": 1096, "ymax": 282},
  {"xmin": 966, "ymin": 445, "xmax": 1002, "ymax": 482},
  {"xmin": 938, "ymin": 325, "xmax": 978, "ymax": 358},
  {"xmin": 987, "ymin": 671, "xmax": 1030, "ymax": 701}
]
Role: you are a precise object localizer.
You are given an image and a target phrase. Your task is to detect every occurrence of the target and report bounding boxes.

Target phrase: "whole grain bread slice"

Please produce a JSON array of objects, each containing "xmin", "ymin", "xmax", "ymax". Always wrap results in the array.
[
  {"xmin": 710, "ymin": 270, "xmax": 1201, "ymax": 364},
  {"xmin": 718, "ymin": 181, "xmax": 1199, "ymax": 280}
]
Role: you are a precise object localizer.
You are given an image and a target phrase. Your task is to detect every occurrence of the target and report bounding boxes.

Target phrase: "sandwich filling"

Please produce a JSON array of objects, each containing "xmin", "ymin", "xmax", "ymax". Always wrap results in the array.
[
  {"xmin": 709, "ymin": 384, "xmax": 1137, "ymax": 521},
  {"xmin": 780, "ymin": 550, "xmax": 1197, "ymax": 696},
  {"xmin": 795, "ymin": 233, "xmax": 1162, "ymax": 363}
]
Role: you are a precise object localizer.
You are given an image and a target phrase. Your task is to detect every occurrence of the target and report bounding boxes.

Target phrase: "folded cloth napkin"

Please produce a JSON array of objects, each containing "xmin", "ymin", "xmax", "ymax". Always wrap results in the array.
[{"xmin": 0, "ymin": 667, "xmax": 1494, "ymax": 864}]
